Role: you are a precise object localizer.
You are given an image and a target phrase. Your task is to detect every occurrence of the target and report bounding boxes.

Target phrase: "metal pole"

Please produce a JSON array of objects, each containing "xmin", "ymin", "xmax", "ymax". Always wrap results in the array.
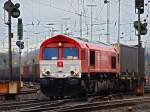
[
  {"xmin": 86, "ymin": 24, "xmax": 89, "ymax": 36},
  {"xmin": 79, "ymin": 13, "xmax": 82, "ymax": 38},
  {"xmin": 26, "ymin": 37, "xmax": 29, "ymax": 58},
  {"xmin": 87, "ymin": 5, "xmax": 96, "ymax": 41},
  {"xmin": 129, "ymin": 23, "xmax": 132, "ymax": 40},
  {"xmin": 19, "ymin": 46, "xmax": 22, "ymax": 84},
  {"xmin": 107, "ymin": 1, "xmax": 110, "ymax": 43},
  {"xmin": 118, "ymin": 0, "xmax": 120, "ymax": 44},
  {"xmin": 8, "ymin": 10, "xmax": 12, "ymax": 81},
  {"xmin": 61, "ymin": 24, "xmax": 63, "ymax": 34},
  {"xmin": 62, "ymin": 18, "xmax": 70, "ymax": 35},
  {"xmin": 138, "ymin": 8, "xmax": 141, "ymax": 76},
  {"xmin": 51, "ymin": 27, "xmax": 54, "ymax": 37},
  {"xmin": 91, "ymin": 6, "xmax": 92, "ymax": 40},
  {"xmin": 148, "ymin": 2, "xmax": 150, "ymax": 78}
]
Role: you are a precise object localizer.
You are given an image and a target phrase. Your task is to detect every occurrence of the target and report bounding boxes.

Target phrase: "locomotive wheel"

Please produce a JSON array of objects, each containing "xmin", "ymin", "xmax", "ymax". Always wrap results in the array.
[
  {"xmin": 94, "ymin": 81, "xmax": 98, "ymax": 93},
  {"xmin": 78, "ymin": 87, "xmax": 87, "ymax": 99},
  {"xmin": 60, "ymin": 96, "xmax": 64, "ymax": 99},
  {"xmin": 49, "ymin": 96, "xmax": 54, "ymax": 100},
  {"xmin": 55, "ymin": 96, "xmax": 59, "ymax": 100}
]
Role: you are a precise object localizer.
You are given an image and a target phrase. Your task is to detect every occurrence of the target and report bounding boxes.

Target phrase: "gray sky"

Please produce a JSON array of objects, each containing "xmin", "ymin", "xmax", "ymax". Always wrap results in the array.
[{"xmin": 0, "ymin": 0, "xmax": 149, "ymax": 53}]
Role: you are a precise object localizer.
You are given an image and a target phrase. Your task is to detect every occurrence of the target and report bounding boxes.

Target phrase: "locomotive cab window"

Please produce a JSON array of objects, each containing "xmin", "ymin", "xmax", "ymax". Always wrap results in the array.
[
  {"xmin": 63, "ymin": 47, "xmax": 78, "ymax": 60},
  {"xmin": 111, "ymin": 56, "xmax": 116, "ymax": 69},
  {"xmin": 90, "ymin": 50, "xmax": 95, "ymax": 66},
  {"xmin": 43, "ymin": 48, "xmax": 58, "ymax": 60}
]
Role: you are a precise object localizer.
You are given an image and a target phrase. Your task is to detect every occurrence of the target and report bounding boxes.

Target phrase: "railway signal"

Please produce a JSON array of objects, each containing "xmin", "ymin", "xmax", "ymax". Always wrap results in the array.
[
  {"xmin": 135, "ymin": 0, "xmax": 144, "ymax": 14},
  {"xmin": 16, "ymin": 41, "xmax": 24, "ymax": 49},
  {"xmin": 16, "ymin": 18, "xmax": 24, "ymax": 88},
  {"xmin": 140, "ymin": 22, "xmax": 147, "ymax": 35},
  {"xmin": 4, "ymin": 0, "xmax": 21, "ymax": 81},
  {"xmin": 4, "ymin": 1, "xmax": 20, "ymax": 18},
  {"xmin": 135, "ymin": 0, "xmax": 144, "ymax": 8},
  {"xmin": 17, "ymin": 18, "xmax": 23, "ymax": 40},
  {"xmin": 134, "ymin": 20, "xmax": 147, "ymax": 35},
  {"xmin": 2, "ymin": 0, "xmax": 21, "ymax": 98}
]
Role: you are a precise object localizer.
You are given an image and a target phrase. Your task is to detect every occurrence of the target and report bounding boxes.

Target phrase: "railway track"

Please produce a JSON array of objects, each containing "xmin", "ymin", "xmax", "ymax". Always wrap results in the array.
[
  {"xmin": 48, "ymin": 97, "xmax": 150, "ymax": 112},
  {"xmin": 0, "ymin": 92, "xmax": 150, "ymax": 112},
  {"xmin": 0, "ymin": 88, "xmax": 40, "ymax": 101},
  {"xmin": 17, "ymin": 92, "xmax": 132, "ymax": 111},
  {"xmin": 0, "ymin": 97, "xmax": 80, "ymax": 112},
  {"xmin": 0, "ymin": 98, "xmax": 49, "ymax": 111},
  {"xmin": 11, "ymin": 96, "xmax": 150, "ymax": 112}
]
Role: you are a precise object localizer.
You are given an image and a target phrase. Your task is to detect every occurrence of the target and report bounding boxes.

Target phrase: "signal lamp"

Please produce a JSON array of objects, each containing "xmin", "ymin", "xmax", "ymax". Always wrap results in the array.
[
  {"xmin": 16, "ymin": 40, "xmax": 24, "ymax": 49},
  {"xmin": 58, "ymin": 42, "xmax": 62, "ymax": 47}
]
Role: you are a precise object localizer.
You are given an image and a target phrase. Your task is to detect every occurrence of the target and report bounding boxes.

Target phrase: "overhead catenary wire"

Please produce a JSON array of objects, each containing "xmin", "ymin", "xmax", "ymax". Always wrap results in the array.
[
  {"xmin": 66, "ymin": 0, "xmax": 78, "ymax": 13},
  {"xmin": 0, "ymin": 0, "xmax": 143, "ymax": 49},
  {"xmin": 29, "ymin": 0, "xmax": 106, "ymax": 23}
]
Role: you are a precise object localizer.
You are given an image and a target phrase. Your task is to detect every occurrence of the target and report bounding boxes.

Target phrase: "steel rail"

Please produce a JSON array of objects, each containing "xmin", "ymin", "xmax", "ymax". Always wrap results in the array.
[{"xmin": 47, "ymin": 97, "xmax": 150, "ymax": 112}]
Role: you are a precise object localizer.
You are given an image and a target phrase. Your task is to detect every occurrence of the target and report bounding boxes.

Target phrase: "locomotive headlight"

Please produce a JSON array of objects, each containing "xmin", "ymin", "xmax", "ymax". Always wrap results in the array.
[
  {"xmin": 70, "ymin": 71, "xmax": 75, "ymax": 76},
  {"xmin": 70, "ymin": 66, "xmax": 80, "ymax": 77},
  {"xmin": 75, "ymin": 73, "xmax": 79, "ymax": 77},
  {"xmin": 42, "ymin": 70, "xmax": 50, "ymax": 76},
  {"xmin": 46, "ymin": 71, "xmax": 50, "ymax": 76},
  {"xmin": 42, "ymin": 67, "xmax": 50, "ymax": 77},
  {"xmin": 42, "ymin": 71, "xmax": 46, "ymax": 76}
]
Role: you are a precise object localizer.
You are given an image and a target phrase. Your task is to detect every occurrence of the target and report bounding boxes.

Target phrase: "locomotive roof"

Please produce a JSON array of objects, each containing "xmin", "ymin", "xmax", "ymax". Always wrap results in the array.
[
  {"xmin": 40, "ymin": 34, "xmax": 117, "ymax": 52},
  {"xmin": 73, "ymin": 36, "xmax": 111, "ymax": 47}
]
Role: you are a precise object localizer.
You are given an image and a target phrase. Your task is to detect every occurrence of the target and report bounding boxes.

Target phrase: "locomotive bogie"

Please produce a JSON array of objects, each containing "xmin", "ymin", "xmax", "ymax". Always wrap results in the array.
[{"xmin": 40, "ymin": 78, "xmax": 82, "ymax": 96}]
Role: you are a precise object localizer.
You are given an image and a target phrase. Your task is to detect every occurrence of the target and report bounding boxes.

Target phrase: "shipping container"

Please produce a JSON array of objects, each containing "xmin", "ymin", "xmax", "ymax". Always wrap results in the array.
[
  {"xmin": 115, "ymin": 44, "xmax": 145, "ymax": 77},
  {"xmin": 12, "ymin": 67, "xmax": 19, "ymax": 80},
  {"xmin": 114, "ymin": 44, "xmax": 145, "ymax": 77},
  {"xmin": 34, "ymin": 64, "xmax": 40, "ymax": 82},
  {"xmin": 23, "ymin": 65, "xmax": 30, "ymax": 81}
]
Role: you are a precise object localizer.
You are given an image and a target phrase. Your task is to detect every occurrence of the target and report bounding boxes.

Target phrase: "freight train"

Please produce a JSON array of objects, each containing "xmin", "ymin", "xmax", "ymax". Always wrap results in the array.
[
  {"xmin": 39, "ymin": 34, "xmax": 145, "ymax": 98},
  {"xmin": 0, "ymin": 64, "xmax": 40, "ymax": 82}
]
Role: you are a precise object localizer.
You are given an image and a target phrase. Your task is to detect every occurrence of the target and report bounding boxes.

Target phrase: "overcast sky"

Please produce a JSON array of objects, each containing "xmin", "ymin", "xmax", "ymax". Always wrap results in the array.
[{"xmin": 0, "ymin": 0, "xmax": 150, "ymax": 53}]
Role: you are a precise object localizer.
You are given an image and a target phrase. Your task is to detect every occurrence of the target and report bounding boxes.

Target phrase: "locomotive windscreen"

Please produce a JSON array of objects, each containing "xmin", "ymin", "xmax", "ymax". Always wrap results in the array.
[
  {"xmin": 43, "ymin": 48, "xmax": 58, "ymax": 60},
  {"xmin": 62, "ymin": 47, "xmax": 78, "ymax": 60}
]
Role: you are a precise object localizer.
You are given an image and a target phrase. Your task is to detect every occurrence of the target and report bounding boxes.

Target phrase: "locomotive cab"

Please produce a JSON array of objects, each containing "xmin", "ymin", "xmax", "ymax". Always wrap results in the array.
[{"xmin": 40, "ymin": 41, "xmax": 82, "ymax": 78}]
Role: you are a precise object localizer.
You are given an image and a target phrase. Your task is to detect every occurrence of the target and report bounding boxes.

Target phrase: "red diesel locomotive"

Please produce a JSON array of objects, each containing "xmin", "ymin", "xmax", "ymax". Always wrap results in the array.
[{"xmin": 39, "ymin": 34, "xmax": 144, "ymax": 97}]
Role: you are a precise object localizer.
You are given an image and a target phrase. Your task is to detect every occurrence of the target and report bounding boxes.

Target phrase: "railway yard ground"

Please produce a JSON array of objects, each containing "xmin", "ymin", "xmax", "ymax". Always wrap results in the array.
[
  {"xmin": 91, "ymin": 103, "xmax": 150, "ymax": 112},
  {"xmin": 0, "ymin": 82, "xmax": 149, "ymax": 112},
  {"xmin": 90, "ymin": 99, "xmax": 150, "ymax": 112}
]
